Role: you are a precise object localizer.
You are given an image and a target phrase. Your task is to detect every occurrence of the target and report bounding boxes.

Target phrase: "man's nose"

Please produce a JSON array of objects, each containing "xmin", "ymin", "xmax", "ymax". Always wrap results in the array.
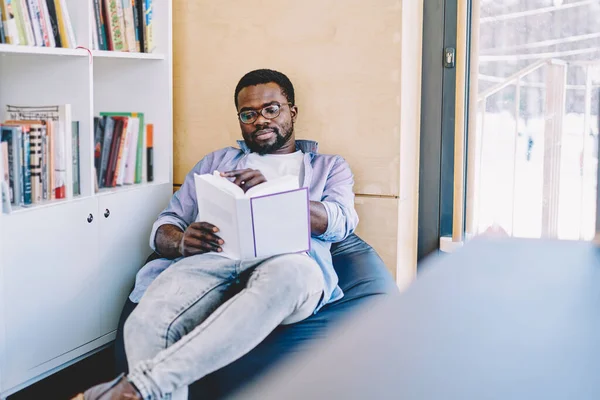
[{"xmin": 254, "ymin": 113, "xmax": 270, "ymax": 126}]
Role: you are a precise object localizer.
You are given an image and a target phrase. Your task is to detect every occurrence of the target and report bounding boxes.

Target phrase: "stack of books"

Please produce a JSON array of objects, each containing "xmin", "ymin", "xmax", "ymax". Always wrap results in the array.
[
  {"xmin": 0, "ymin": 104, "xmax": 80, "ymax": 210},
  {"xmin": 0, "ymin": 0, "xmax": 76, "ymax": 48},
  {"xmin": 91, "ymin": 0, "xmax": 154, "ymax": 53},
  {"xmin": 94, "ymin": 112, "xmax": 153, "ymax": 190}
]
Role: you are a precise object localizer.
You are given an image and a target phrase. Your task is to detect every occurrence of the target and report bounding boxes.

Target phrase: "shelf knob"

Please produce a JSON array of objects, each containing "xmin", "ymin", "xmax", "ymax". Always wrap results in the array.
[
  {"xmin": 87, "ymin": 214, "xmax": 94, "ymax": 223},
  {"xmin": 104, "ymin": 209, "xmax": 110, "ymax": 218}
]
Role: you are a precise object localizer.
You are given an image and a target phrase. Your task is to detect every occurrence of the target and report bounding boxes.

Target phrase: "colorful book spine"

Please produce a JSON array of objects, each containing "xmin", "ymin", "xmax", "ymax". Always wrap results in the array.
[
  {"xmin": 92, "ymin": 0, "xmax": 107, "ymax": 50},
  {"xmin": 11, "ymin": 0, "xmax": 27, "ymax": 45},
  {"xmin": 26, "ymin": 0, "xmax": 43, "ymax": 46},
  {"xmin": 45, "ymin": 0, "xmax": 61, "ymax": 47},
  {"xmin": 19, "ymin": 0, "xmax": 34, "ymax": 45},
  {"xmin": 0, "ymin": 141, "xmax": 8, "ymax": 209},
  {"xmin": 130, "ymin": 0, "xmax": 140, "ymax": 51},
  {"xmin": 146, "ymin": 123, "xmax": 153, "ymax": 182},
  {"xmin": 103, "ymin": 0, "xmax": 125, "ymax": 51},
  {"xmin": 48, "ymin": 119, "xmax": 55, "ymax": 199},
  {"xmin": 143, "ymin": 0, "xmax": 152, "ymax": 52},
  {"xmin": 135, "ymin": 0, "xmax": 144, "ymax": 52},
  {"xmin": 121, "ymin": 0, "xmax": 136, "ymax": 52},
  {"xmin": 93, "ymin": 116, "xmax": 105, "ymax": 183},
  {"xmin": 39, "ymin": 0, "xmax": 55, "ymax": 47},
  {"xmin": 1, "ymin": 0, "xmax": 19, "ymax": 44},
  {"xmin": 0, "ymin": 3, "xmax": 5, "ymax": 43},
  {"xmin": 54, "ymin": 0, "xmax": 70, "ymax": 48},
  {"xmin": 1, "ymin": 126, "xmax": 23, "ymax": 204},
  {"xmin": 41, "ymin": 126, "xmax": 47, "ymax": 199},
  {"xmin": 112, "ymin": 116, "xmax": 128, "ymax": 186},
  {"xmin": 99, "ymin": 116, "xmax": 114, "ymax": 187},
  {"xmin": 105, "ymin": 117, "xmax": 123, "ymax": 187},
  {"xmin": 21, "ymin": 126, "xmax": 31, "ymax": 205},
  {"xmin": 29, "ymin": 124, "xmax": 42, "ymax": 203}
]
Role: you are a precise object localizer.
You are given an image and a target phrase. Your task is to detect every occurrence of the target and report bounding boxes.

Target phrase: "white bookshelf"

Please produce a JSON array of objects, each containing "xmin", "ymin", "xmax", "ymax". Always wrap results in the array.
[{"xmin": 0, "ymin": 1, "xmax": 173, "ymax": 397}]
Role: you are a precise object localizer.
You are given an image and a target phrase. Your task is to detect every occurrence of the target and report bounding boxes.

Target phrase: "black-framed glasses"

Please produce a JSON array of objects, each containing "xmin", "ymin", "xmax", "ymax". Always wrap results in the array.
[{"xmin": 237, "ymin": 102, "xmax": 292, "ymax": 124}]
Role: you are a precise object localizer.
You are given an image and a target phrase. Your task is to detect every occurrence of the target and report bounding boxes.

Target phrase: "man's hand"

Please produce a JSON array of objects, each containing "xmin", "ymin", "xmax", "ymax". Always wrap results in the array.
[
  {"xmin": 179, "ymin": 222, "xmax": 224, "ymax": 257},
  {"xmin": 221, "ymin": 169, "xmax": 267, "ymax": 192}
]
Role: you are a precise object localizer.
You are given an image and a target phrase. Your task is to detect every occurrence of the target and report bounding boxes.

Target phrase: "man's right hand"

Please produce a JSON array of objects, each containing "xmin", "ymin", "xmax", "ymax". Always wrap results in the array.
[{"xmin": 179, "ymin": 222, "xmax": 224, "ymax": 257}]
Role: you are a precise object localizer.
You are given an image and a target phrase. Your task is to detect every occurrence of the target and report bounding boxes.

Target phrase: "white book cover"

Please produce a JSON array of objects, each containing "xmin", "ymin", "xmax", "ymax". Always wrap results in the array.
[
  {"xmin": 91, "ymin": 2, "xmax": 99, "ymax": 50},
  {"xmin": 5, "ymin": 104, "xmax": 73, "ymax": 199},
  {"xmin": 124, "ymin": 117, "xmax": 139, "ymax": 184},
  {"xmin": 58, "ymin": 0, "xmax": 76, "ymax": 47},
  {"xmin": 26, "ymin": 0, "xmax": 43, "ymax": 46},
  {"xmin": 194, "ymin": 172, "xmax": 310, "ymax": 260}
]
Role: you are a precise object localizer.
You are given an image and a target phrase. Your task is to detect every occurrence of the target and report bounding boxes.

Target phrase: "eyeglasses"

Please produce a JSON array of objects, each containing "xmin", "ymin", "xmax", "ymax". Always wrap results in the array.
[{"xmin": 237, "ymin": 102, "xmax": 292, "ymax": 124}]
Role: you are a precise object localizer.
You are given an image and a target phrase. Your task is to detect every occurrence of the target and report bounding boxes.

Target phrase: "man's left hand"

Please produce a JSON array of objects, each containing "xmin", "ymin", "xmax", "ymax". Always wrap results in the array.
[{"xmin": 221, "ymin": 169, "xmax": 267, "ymax": 192}]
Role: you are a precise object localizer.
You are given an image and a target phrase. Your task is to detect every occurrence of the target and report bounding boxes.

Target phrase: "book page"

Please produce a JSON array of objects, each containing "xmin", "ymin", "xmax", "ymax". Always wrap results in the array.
[
  {"xmin": 197, "ymin": 172, "xmax": 246, "ymax": 199},
  {"xmin": 250, "ymin": 187, "xmax": 310, "ymax": 258},
  {"xmin": 194, "ymin": 173, "xmax": 242, "ymax": 259},
  {"xmin": 245, "ymin": 174, "xmax": 299, "ymax": 198}
]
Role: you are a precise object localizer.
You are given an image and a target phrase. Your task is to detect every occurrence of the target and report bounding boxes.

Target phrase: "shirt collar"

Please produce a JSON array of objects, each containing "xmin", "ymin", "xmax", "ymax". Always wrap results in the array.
[{"xmin": 237, "ymin": 139, "xmax": 319, "ymax": 154}]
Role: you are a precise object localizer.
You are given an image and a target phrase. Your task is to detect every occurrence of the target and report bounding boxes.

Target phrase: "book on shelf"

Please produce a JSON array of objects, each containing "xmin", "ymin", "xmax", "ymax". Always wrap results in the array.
[
  {"xmin": 92, "ymin": 0, "xmax": 153, "ymax": 52},
  {"xmin": 0, "ymin": 0, "xmax": 75, "ymax": 47},
  {"xmin": 94, "ymin": 111, "xmax": 152, "ymax": 190},
  {"xmin": 194, "ymin": 172, "xmax": 311, "ymax": 260},
  {"xmin": 0, "ymin": 104, "xmax": 79, "ymax": 211},
  {"xmin": 146, "ymin": 123, "xmax": 153, "ymax": 182},
  {"xmin": 0, "ymin": 139, "xmax": 11, "ymax": 213}
]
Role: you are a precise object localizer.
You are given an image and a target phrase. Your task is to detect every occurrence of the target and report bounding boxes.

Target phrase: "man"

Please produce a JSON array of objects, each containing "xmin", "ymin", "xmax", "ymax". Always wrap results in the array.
[{"xmin": 76, "ymin": 69, "xmax": 358, "ymax": 400}]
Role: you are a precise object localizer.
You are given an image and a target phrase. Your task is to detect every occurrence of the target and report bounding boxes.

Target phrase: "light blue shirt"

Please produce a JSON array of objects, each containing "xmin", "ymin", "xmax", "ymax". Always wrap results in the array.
[{"xmin": 129, "ymin": 140, "xmax": 359, "ymax": 312}]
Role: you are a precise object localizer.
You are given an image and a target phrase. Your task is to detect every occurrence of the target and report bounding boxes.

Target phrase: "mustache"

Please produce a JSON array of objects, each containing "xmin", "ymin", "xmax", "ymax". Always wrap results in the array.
[{"xmin": 253, "ymin": 126, "xmax": 279, "ymax": 136}]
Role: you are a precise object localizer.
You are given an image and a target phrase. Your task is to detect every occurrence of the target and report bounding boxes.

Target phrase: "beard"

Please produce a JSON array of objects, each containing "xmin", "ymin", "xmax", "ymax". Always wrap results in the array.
[{"xmin": 244, "ymin": 123, "xmax": 293, "ymax": 155}]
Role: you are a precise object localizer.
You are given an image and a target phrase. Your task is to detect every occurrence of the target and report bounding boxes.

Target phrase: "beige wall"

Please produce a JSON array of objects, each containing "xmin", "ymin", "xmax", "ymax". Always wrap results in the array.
[{"xmin": 173, "ymin": 0, "xmax": 422, "ymax": 283}]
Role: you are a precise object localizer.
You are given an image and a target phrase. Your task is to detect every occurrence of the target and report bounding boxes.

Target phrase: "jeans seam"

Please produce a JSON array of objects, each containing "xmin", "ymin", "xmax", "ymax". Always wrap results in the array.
[
  {"xmin": 151, "ymin": 285, "xmax": 257, "ymax": 369},
  {"xmin": 163, "ymin": 279, "xmax": 232, "ymax": 349}
]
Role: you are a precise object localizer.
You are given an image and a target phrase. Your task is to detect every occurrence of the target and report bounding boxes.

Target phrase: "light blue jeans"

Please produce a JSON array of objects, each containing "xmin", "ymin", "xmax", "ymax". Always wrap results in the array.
[{"xmin": 124, "ymin": 252, "xmax": 325, "ymax": 400}]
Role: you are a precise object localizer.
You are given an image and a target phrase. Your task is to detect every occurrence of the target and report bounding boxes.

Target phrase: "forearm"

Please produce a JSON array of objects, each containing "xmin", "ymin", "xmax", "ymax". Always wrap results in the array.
[
  {"xmin": 155, "ymin": 224, "xmax": 185, "ymax": 259},
  {"xmin": 310, "ymin": 201, "xmax": 328, "ymax": 236}
]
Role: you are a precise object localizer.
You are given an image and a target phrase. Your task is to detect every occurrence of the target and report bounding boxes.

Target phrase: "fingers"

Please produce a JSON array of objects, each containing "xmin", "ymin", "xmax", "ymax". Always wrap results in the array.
[
  {"xmin": 188, "ymin": 227, "xmax": 224, "ymax": 246},
  {"xmin": 220, "ymin": 169, "xmax": 267, "ymax": 192},
  {"xmin": 182, "ymin": 222, "xmax": 224, "ymax": 256},
  {"xmin": 241, "ymin": 176, "xmax": 267, "ymax": 192},
  {"xmin": 181, "ymin": 237, "xmax": 222, "ymax": 256},
  {"xmin": 232, "ymin": 170, "xmax": 258, "ymax": 187},
  {"xmin": 191, "ymin": 221, "xmax": 219, "ymax": 233},
  {"xmin": 221, "ymin": 169, "xmax": 251, "ymax": 178}
]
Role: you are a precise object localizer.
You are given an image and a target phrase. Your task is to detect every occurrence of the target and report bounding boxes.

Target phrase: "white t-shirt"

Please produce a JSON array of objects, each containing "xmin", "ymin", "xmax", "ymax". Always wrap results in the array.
[{"xmin": 245, "ymin": 150, "xmax": 305, "ymax": 185}]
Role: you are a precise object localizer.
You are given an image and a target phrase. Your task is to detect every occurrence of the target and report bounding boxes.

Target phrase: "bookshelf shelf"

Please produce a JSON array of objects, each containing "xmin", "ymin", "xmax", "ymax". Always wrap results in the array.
[
  {"xmin": 95, "ymin": 180, "xmax": 168, "ymax": 197},
  {"xmin": 9, "ymin": 195, "xmax": 87, "ymax": 214},
  {"xmin": 0, "ymin": 44, "xmax": 88, "ymax": 57},
  {"xmin": 0, "ymin": 1, "xmax": 173, "ymax": 397},
  {"xmin": 92, "ymin": 50, "xmax": 165, "ymax": 60}
]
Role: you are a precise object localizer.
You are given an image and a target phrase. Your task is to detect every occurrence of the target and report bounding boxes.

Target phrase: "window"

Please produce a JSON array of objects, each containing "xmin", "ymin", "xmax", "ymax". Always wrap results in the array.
[{"xmin": 466, "ymin": 0, "xmax": 600, "ymax": 240}]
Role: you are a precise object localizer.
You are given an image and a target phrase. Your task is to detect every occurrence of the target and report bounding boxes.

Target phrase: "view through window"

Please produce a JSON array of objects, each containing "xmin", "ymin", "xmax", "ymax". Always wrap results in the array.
[{"xmin": 467, "ymin": 0, "xmax": 600, "ymax": 240}]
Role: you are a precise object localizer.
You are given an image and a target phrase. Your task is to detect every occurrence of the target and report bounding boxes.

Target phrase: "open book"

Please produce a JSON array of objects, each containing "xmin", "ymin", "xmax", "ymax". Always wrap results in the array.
[{"xmin": 194, "ymin": 172, "xmax": 311, "ymax": 260}]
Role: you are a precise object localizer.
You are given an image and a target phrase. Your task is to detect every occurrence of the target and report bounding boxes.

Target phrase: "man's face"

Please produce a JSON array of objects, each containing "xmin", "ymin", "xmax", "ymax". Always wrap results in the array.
[{"xmin": 236, "ymin": 82, "xmax": 298, "ymax": 155}]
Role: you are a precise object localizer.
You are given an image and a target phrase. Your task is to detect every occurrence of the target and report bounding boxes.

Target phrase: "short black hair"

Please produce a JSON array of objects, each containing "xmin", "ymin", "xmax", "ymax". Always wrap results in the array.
[{"xmin": 234, "ymin": 69, "xmax": 295, "ymax": 108}]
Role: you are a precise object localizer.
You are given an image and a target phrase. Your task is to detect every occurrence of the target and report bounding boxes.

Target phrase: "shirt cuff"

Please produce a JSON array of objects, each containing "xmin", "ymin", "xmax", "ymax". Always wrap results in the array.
[{"xmin": 314, "ymin": 201, "xmax": 343, "ymax": 242}]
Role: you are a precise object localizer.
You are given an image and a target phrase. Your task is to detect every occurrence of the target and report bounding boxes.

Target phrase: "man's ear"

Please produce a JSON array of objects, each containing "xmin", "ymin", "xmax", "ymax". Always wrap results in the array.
[{"xmin": 290, "ymin": 105, "xmax": 298, "ymax": 123}]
